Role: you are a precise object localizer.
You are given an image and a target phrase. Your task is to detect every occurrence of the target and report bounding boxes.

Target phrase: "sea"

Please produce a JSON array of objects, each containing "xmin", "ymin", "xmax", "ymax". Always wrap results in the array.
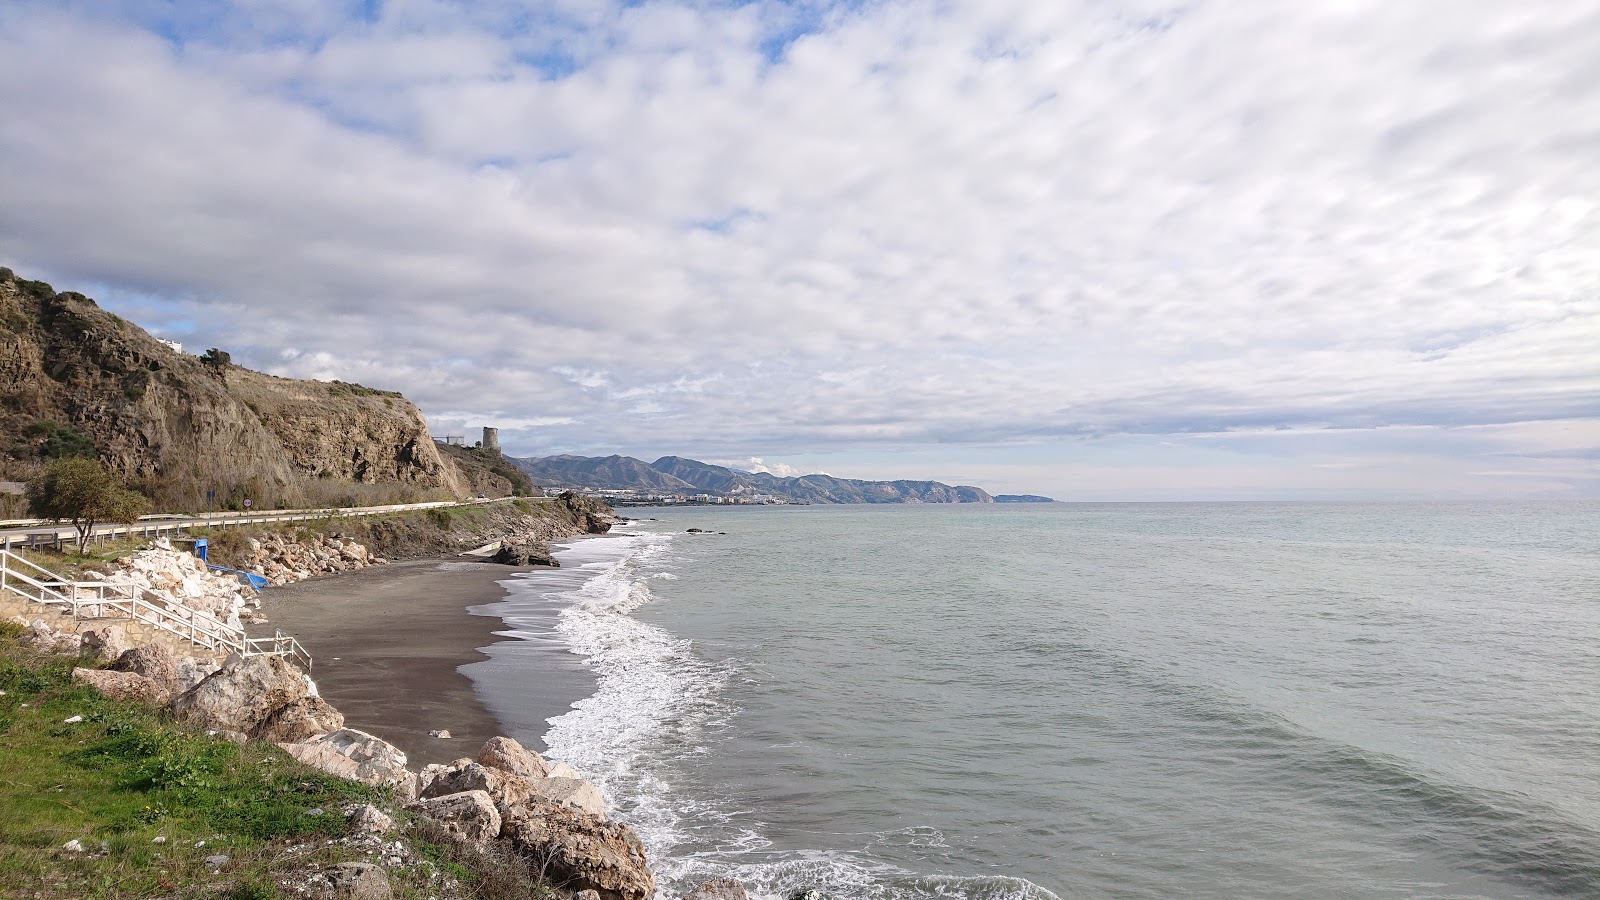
[{"xmin": 471, "ymin": 500, "xmax": 1600, "ymax": 900}]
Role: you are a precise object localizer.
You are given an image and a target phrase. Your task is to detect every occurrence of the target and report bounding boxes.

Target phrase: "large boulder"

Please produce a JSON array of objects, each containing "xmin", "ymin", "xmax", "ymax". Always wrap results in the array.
[
  {"xmin": 536, "ymin": 777, "xmax": 607, "ymax": 818},
  {"xmin": 253, "ymin": 696, "xmax": 346, "ymax": 743},
  {"xmin": 170, "ymin": 654, "xmax": 311, "ymax": 735},
  {"xmin": 279, "ymin": 728, "xmax": 417, "ymax": 797},
  {"xmin": 489, "ymin": 539, "xmax": 559, "ymax": 567},
  {"xmin": 502, "ymin": 801, "xmax": 654, "ymax": 900},
  {"xmin": 407, "ymin": 790, "xmax": 502, "ymax": 845},
  {"xmin": 176, "ymin": 657, "xmax": 221, "ymax": 692},
  {"xmin": 112, "ymin": 644, "xmax": 179, "ymax": 693},
  {"xmin": 477, "ymin": 736, "xmax": 552, "ymax": 780},
  {"xmin": 419, "ymin": 762, "xmax": 537, "ymax": 812},
  {"xmin": 71, "ymin": 667, "xmax": 169, "ymax": 703},
  {"xmin": 80, "ymin": 624, "xmax": 131, "ymax": 663}
]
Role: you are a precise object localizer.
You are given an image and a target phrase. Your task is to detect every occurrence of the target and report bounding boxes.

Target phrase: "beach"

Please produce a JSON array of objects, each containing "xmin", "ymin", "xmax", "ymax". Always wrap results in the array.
[{"xmin": 262, "ymin": 556, "xmax": 589, "ymax": 767}]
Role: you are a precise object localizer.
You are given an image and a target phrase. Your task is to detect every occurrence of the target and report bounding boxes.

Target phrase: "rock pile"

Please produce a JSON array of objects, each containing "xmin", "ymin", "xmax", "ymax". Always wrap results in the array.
[
  {"xmin": 77, "ymin": 539, "xmax": 258, "ymax": 630},
  {"xmin": 411, "ymin": 736, "xmax": 654, "ymax": 900},
  {"xmin": 237, "ymin": 533, "xmax": 386, "ymax": 586}
]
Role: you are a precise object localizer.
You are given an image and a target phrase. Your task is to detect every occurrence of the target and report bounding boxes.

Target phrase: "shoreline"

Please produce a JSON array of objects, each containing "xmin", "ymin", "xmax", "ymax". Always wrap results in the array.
[{"xmin": 261, "ymin": 556, "xmax": 595, "ymax": 766}]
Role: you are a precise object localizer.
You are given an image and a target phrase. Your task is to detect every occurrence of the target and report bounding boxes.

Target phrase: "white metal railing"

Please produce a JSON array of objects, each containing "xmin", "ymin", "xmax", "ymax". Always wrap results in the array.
[{"xmin": 0, "ymin": 549, "xmax": 310, "ymax": 668}]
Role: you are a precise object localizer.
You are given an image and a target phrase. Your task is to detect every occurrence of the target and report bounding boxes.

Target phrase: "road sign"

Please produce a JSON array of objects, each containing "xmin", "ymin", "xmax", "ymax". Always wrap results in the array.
[{"xmin": 243, "ymin": 498, "xmax": 252, "ymax": 509}]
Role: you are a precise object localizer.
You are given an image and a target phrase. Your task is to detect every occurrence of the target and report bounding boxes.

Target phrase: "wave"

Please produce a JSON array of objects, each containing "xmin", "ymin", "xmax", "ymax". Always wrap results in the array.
[{"xmin": 538, "ymin": 526, "xmax": 1062, "ymax": 900}]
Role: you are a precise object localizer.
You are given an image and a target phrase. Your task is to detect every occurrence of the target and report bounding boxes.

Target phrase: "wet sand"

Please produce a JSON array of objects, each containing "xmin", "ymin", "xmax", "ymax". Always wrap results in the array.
[{"xmin": 262, "ymin": 557, "xmax": 585, "ymax": 767}]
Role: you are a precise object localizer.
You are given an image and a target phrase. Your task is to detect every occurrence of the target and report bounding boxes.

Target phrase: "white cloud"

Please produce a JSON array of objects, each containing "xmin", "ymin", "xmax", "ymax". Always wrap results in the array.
[
  {"xmin": 0, "ymin": 1, "xmax": 1596, "ymax": 496},
  {"xmin": 708, "ymin": 457, "xmax": 822, "ymax": 478}
]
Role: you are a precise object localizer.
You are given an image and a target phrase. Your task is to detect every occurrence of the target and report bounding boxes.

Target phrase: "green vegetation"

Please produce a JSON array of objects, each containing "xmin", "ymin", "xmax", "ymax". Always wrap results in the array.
[
  {"xmin": 199, "ymin": 348, "xmax": 231, "ymax": 367},
  {"xmin": 27, "ymin": 458, "xmax": 149, "ymax": 553},
  {"xmin": 0, "ymin": 626, "xmax": 553, "ymax": 899},
  {"xmin": 26, "ymin": 420, "xmax": 98, "ymax": 461}
]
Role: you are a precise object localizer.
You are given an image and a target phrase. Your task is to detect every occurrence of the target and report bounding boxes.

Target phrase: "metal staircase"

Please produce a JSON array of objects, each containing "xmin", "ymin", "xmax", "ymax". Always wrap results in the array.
[{"xmin": 0, "ymin": 549, "xmax": 310, "ymax": 668}]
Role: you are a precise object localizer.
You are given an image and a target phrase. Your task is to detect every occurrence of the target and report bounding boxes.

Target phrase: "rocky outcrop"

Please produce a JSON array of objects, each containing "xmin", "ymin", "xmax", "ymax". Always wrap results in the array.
[
  {"xmin": 0, "ymin": 268, "xmax": 467, "ymax": 509},
  {"xmin": 501, "ymin": 801, "xmax": 655, "ymax": 900},
  {"xmin": 170, "ymin": 654, "xmax": 325, "ymax": 740},
  {"xmin": 71, "ymin": 667, "xmax": 169, "ymax": 703},
  {"xmin": 236, "ymin": 533, "xmax": 386, "ymax": 587},
  {"xmin": 278, "ymin": 728, "xmax": 417, "ymax": 797},
  {"xmin": 407, "ymin": 790, "xmax": 502, "ymax": 845}
]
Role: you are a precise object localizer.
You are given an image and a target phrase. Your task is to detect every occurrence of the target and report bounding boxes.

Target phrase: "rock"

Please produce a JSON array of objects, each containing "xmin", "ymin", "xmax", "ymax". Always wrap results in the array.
[
  {"xmin": 325, "ymin": 862, "xmax": 393, "ymax": 900},
  {"xmin": 62, "ymin": 714, "xmax": 84, "ymax": 723},
  {"xmin": 279, "ymin": 728, "xmax": 417, "ymax": 797},
  {"xmin": 170, "ymin": 654, "xmax": 311, "ymax": 735},
  {"xmin": 490, "ymin": 539, "xmax": 559, "ymax": 567},
  {"xmin": 72, "ymin": 667, "xmax": 169, "ymax": 703},
  {"xmin": 81, "ymin": 624, "xmax": 131, "ymax": 663},
  {"xmin": 684, "ymin": 878, "xmax": 752, "ymax": 900},
  {"xmin": 548, "ymin": 761, "xmax": 582, "ymax": 781},
  {"xmin": 577, "ymin": 891, "xmax": 602, "ymax": 900},
  {"xmin": 407, "ymin": 790, "xmax": 502, "ymax": 844},
  {"xmin": 111, "ymin": 644, "xmax": 178, "ymax": 692},
  {"xmin": 428, "ymin": 729, "xmax": 451, "ymax": 739},
  {"xmin": 204, "ymin": 853, "xmax": 230, "ymax": 868},
  {"xmin": 253, "ymin": 696, "xmax": 346, "ymax": 743},
  {"xmin": 419, "ymin": 762, "xmax": 536, "ymax": 812},
  {"xmin": 537, "ymin": 777, "xmax": 607, "ymax": 818},
  {"xmin": 346, "ymin": 804, "xmax": 395, "ymax": 835},
  {"xmin": 62, "ymin": 839, "xmax": 85, "ymax": 853},
  {"xmin": 477, "ymin": 735, "xmax": 552, "ymax": 780},
  {"xmin": 502, "ymin": 801, "xmax": 654, "ymax": 900},
  {"xmin": 52, "ymin": 632, "xmax": 83, "ymax": 654},
  {"xmin": 176, "ymin": 658, "xmax": 221, "ymax": 692}
]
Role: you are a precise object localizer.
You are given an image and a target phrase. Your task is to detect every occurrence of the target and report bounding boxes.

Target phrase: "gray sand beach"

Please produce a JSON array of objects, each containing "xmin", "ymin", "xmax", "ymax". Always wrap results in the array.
[{"xmin": 262, "ymin": 557, "xmax": 593, "ymax": 766}]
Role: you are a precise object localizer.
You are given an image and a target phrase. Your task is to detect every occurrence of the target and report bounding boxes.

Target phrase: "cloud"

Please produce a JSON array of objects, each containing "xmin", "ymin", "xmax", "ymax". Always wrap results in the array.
[
  {"xmin": 708, "ymin": 457, "xmax": 821, "ymax": 478},
  {"xmin": 0, "ymin": 1, "xmax": 1597, "ymax": 495}
]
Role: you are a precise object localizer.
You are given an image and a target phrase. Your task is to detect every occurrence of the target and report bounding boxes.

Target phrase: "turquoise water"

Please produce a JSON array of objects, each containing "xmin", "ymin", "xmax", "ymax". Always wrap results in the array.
[{"xmin": 492, "ymin": 501, "xmax": 1600, "ymax": 899}]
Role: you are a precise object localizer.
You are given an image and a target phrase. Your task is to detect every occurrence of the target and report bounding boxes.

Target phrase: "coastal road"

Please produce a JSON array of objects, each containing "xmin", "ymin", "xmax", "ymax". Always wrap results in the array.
[{"xmin": 0, "ymin": 495, "xmax": 548, "ymax": 552}]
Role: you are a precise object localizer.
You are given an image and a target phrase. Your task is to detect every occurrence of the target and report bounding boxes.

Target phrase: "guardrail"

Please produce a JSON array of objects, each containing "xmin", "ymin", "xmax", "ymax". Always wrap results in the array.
[
  {"xmin": 0, "ymin": 496, "xmax": 524, "ymax": 552},
  {"xmin": 0, "ymin": 549, "xmax": 310, "ymax": 667}
]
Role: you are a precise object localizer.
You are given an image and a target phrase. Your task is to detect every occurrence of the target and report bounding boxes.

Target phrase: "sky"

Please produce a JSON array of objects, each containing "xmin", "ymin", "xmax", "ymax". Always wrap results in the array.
[{"xmin": 1, "ymin": 0, "xmax": 1596, "ymax": 501}]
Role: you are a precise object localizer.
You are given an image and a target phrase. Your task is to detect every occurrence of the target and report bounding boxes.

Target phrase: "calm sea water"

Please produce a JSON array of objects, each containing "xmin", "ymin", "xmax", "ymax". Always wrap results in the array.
[{"xmin": 482, "ymin": 501, "xmax": 1600, "ymax": 900}]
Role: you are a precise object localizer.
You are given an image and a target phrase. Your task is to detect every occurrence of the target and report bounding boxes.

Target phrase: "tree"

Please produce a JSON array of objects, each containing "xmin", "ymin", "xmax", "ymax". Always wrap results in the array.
[
  {"xmin": 200, "ymin": 348, "xmax": 231, "ymax": 367},
  {"xmin": 26, "ymin": 457, "xmax": 149, "ymax": 553}
]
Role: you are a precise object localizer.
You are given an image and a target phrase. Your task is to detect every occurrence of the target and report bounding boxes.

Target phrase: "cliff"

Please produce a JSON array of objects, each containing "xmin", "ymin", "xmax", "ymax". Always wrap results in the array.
[{"xmin": 0, "ymin": 267, "xmax": 469, "ymax": 509}]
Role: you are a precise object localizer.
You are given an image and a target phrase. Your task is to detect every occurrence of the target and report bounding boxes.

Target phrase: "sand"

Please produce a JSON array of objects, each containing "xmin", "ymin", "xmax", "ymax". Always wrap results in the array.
[{"xmin": 261, "ymin": 557, "xmax": 583, "ymax": 767}]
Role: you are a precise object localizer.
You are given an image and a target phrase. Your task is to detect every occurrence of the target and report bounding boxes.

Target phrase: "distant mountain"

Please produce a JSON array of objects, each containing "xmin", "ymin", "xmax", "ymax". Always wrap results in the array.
[
  {"xmin": 511, "ymin": 454, "xmax": 995, "ymax": 504},
  {"xmin": 995, "ymin": 494, "xmax": 1055, "ymax": 503},
  {"xmin": 651, "ymin": 456, "xmax": 757, "ymax": 494},
  {"xmin": 514, "ymin": 454, "xmax": 698, "ymax": 492}
]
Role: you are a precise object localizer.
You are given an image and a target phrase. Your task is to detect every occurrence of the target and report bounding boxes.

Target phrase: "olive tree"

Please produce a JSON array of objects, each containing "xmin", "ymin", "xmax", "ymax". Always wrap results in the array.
[{"xmin": 26, "ymin": 457, "xmax": 149, "ymax": 553}]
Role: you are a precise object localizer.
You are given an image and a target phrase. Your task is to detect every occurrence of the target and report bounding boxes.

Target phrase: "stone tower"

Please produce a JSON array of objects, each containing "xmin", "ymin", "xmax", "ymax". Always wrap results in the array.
[{"xmin": 482, "ymin": 427, "xmax": 500, "ymax": 451}]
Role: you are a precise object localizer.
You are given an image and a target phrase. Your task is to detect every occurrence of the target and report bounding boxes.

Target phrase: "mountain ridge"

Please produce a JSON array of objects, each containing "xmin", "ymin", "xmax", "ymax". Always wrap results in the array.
[{"xmin": 513, "ymin": 453, "xmax": 995, "ymax": 504}]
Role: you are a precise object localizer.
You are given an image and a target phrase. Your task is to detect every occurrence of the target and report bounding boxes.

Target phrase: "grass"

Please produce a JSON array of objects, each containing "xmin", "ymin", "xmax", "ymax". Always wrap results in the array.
[{"xmin": 0, "ymin": 625, "xmax": 551, "ymax": 898}]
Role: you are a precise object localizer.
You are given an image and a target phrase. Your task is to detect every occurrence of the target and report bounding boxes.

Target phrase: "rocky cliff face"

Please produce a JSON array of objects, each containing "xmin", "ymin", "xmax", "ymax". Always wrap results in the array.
[{"xmin": 0, "ymin": 268, "xmax": 467, "ymax": 507}]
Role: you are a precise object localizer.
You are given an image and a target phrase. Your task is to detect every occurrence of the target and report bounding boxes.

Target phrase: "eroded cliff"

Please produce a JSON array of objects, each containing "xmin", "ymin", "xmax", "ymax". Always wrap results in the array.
[{"xmin": 0, "ymin": 267, "xmax": 467, "ymax": 508}]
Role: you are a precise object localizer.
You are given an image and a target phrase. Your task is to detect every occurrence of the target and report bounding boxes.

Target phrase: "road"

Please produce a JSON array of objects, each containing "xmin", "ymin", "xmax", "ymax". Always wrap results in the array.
[{"xmin": 0, "ymin": 496, "xmax": 542, "ymax": 551}]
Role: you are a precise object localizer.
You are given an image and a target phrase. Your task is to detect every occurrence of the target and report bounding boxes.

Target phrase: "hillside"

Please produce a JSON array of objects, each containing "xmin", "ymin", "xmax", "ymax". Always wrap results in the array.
[
  {"xmin": 0, "ymin": 267, "xmax": 473, "ymax": 509},
  {"xmin": 514, "ymin": 453, "xmax": 995, "ymax": 503},
  {"xmin": 516, "ymin": 454, "xmax": 699, "ymax": 493}
]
